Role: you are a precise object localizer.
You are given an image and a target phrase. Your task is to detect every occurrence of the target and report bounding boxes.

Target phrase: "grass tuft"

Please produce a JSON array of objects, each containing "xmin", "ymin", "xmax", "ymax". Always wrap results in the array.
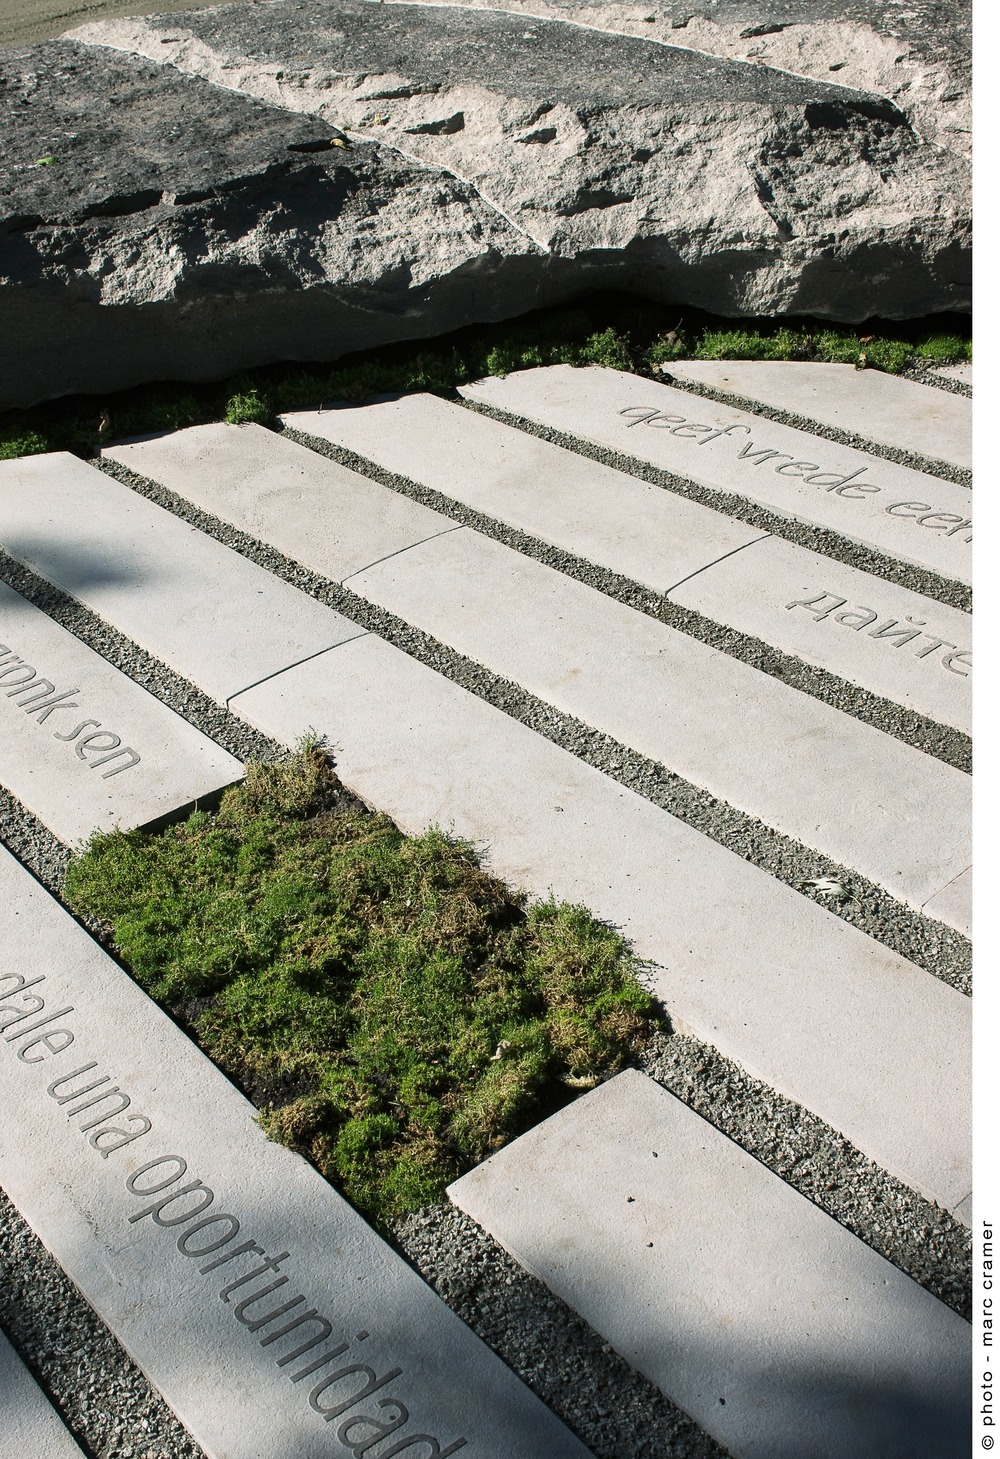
[{"xmin": 64, "ymin": 745, "xmax": 655, "ymax": 1226}]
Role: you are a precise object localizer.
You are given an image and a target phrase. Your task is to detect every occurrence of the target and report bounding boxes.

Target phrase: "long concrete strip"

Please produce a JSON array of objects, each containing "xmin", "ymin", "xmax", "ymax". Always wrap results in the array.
[
  {"xmin": 0, "ymin": 453, "xmax": 363, "ymax": 704},
  {"xmin": 103, "ymin": 422, "xmax": 970, "ymax": 923},
  {"xmin": 278, "ymin": 399, "xmax": 972, "ymax": 731},
  {"xmin": 0, "ymin": 1327, "xmax": 85, "ymax": 1459},
  {"xmin": 105, "ymin": 419, "xmax": 763, "ymax": 594},
  {"xmin": 0, "ymin": 845, "xmax": 593, "ymax": 1459},
  {"xmin": 346, "ymin": 530, "xmax": 970, "ymax": 924},
  {"xmin": 663, "ymin": 359, "xmax": 973, "ymax": 471},
  {"xmin": 229, "ymin": 634, "xmax": 971, "ymax": 1218},
  {"xmin": 458, "ymin": 366, "xmax": 973, "ymax": 583},
  {"xmin": 0, "ymin": 580, "xmax": 243, "ymax": 845},
  {"xmin": 449, "ymin": 1070, "xmax": 971, "ymax": 1459}
]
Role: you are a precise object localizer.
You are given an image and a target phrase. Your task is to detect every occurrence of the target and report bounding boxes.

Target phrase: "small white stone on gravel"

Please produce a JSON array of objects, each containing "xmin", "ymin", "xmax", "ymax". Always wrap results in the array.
[{"xmin": 449, "ymin": 1068, "xmax": 972, "ymax": 1459}]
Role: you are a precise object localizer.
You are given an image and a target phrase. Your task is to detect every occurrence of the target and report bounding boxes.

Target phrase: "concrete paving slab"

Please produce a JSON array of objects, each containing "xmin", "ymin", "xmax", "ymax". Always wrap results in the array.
[
  {"xmin": 288, "ymin": 392, "xmax": 972, "ymax": 731},
  {"xmin": 0, "ymin": 453, "xmax": 362, "ymax": 703},
  {"xmin": 0, "ymin": 844, "xmax": 593, "ymax": 1459},
  {"xmin": 0, "ymin": 581, "xmax": 242, "ymax": 845},
  {"xmin": 103, "ymin": 423, "xmax": 459, "ymax": 581},
  {"xmin": 670, "ymin": 535, "xmax": 972, "ymax": 734},
  {"xmin": 922, "ymin": 867, "xmax": 972, "ymax": 939},
  {"xmin": 230, "ymin": 634, "xmax": 971, "ymax": 1215},
  {"xmin": 0, "ymin": 1327, "xmax": 85, "ymax": 1459},
  {"xmin": 449, "ymin": 1069, "xmax": 971, "ymax": 1459},
  {"xmin": 460, "ymin": 367, "xmax": 973, "ymax": 584},
  {"xmin": 347, "ymin": 529, "xmax": 970, "ymax": 922},
  {"xmin": 663, "ymin": 359, "xmax": 972, "ymax": 470},
  {"xmin": 930, "ymin": 362, "xmax": 972, "ymax": 387},
  {"xmin": 282, "ymin": 395, "xmax": 764, "ymax": 593}
]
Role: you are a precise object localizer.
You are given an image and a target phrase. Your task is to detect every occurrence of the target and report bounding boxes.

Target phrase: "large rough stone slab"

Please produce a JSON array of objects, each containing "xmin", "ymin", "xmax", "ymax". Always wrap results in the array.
[
  {"xmin": 230, "ymin": 633, "xmax": 972, "ymax": 1215},
  {"xmin": 0, "ymin": 453, "xmax": 362, "ymax": 703},
  {"xmin": 0, "ymin": 1327, "xmax": 85, "ymax": 1459},
  {"xmin": 665, "ymin": 360, "xmax": 972, "ymax": 470},
  {"xmin": 401, "ymin": 0, "xmax": 971, "ymax": 157},
  {"xmin": 0, "ymin": 38, "xmax": 549, "ymax": 409},
  {"xmin": 344, "ymin": 528, "xmax": 970, "ymax": 923},
  {"xmin": 449, "ymin": 1069, "xmax": 972, "ymax": 1459},
  {"xmin": 60, "ymin": 0, "xmax": 967, "ymax": 329},
  {"xmin": 0, "ymin": 843, "xmax": 593, "ymax": 1459},
  {"xmin": 0, "ymin": 580, "xmax": 242, "ymax": 845},
  {"xmin": 462, "ymin": 366, "xmax": 973, "ymax": 584},
  {"xmin": 103, "ymin": 423, "xmax": 460, "ymax": 580},
  {"xmin": 285, "ymin": 392, "xmax": 972, "ymax": 731}
]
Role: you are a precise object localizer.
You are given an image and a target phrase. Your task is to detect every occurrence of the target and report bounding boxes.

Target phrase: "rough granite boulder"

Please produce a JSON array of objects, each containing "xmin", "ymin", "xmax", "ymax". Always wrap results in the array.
[{"xmin": 0, "ymin": 0, "xmax": 970, "ymax": 407}]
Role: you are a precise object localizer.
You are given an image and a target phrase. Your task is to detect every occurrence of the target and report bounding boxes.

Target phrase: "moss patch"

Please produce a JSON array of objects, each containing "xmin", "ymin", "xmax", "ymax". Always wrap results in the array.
[
  {"xmin": 64, "ymin": 746, "xmax": 655, "ymax": 1226},
  {"xmin": 0, "ymin": 293, "xmax": 970, "ymax": 461}
]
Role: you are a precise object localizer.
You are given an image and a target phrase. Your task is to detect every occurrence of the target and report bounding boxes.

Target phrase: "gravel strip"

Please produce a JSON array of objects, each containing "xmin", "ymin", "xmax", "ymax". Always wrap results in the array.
[
  {"xmin": 902, "ymin": 365, "xmax": 972, "ymax": 399},
  {"xmin": 655, "ymin": 371, "xmax": 972, "ymax": 487},
  {"xmin": 458, "ymin": 399, "xmax": 972, "ymax": 613},
  {"xmin": 0, "ymin": 1190, "xmax": 206, "ymax": 1459},
  {"xmin": 92, "ymin": 455, "xmax": 971, "ymax": 992},
  {"xmin": 280, "ymin": 424, "xmax": 970, "ymax": 774}
]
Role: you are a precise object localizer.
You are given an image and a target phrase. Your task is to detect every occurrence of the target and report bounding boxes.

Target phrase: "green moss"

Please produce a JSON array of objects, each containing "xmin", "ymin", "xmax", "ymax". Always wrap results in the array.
[
  {"xmin": 64, "ymin": 746, "xmax": 655, "ymax": 1226},
  {"xmin": 0, "ymin": 429, "xmax": 50, "ymax": 460}
]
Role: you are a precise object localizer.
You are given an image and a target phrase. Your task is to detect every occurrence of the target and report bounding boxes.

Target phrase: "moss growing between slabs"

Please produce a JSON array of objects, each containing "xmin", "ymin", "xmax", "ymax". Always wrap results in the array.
[{"xmin": 64, "ymin": 747, "xmax": 654, "ymax": 1226}]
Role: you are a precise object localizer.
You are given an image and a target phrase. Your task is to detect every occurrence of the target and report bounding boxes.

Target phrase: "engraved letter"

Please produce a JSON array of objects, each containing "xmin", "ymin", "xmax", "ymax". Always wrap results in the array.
[
  {"xmin": 176, "ymin": 1215, "xmax": 241, "ymax": 1257},
  {"xmin": 17, "ymin": 1028, "xmax": 74, "ymax": 1063},
  {"xmin": 0, "ymin": 663, "xmax": 34, "ymax": 685},
  {"xmin": 618, "ymin": 407, "xmax": 660, "ymax": 426},
  {"xmin": 68, "ymin": 1087, "xmax": 131, "ymax": 1128},
  {"xmin": 885, "ymin": 501, "xmax": 931, "ymax": 518},
  {"xmin": 7, "ymin": 677, "xmax": 53, "ymax": 701},
  {"xmin": 128, "ymin": 1180, "xmax": 215, "ymax": 1227},
  {"xmin": 76, "ymin": 731, "xmax": 120, "ymax": 761},
  {"xmin": 47, "ymin": 1064, "xmax": 108, "ymax": 1105},
  {"xmin": 913, "ymin": 636, "xmax": 956, "ymax": 660},
  {"xmin": 647, "ymin": 413, "xmax": 688, "ymax": 429},
  {"xmin": 126, "ymin": 1154, "xmax": 188, "ymax": 1195},
  {"xmin": 99, "ymin": 749, "xmax": 141, "ymax": 778},
  {"xmin": 943, "ymin": 650, "xmax": 972, "ymax": 677},
  {"xmin": 868, "ymin": 620, "xmax": 923, "ymax": 647},
  {"xmin": 233, "ymin": 1284, "xmax": 304, "ymax": 1332},
  {"xmin": 785, "ymin": 592, "xmax": 847, "ymax": 621},
  {"xmin": 774, "ymin": 461, "xmax": 818, "ymax": 477},
  {"xmin": 309, "ymin": 1363, "xmax": 404, "ymax": 1421},
  {"xmin": 91, "ymin": 1116, "xmax": 153, "ymax": 1157},
  {"xmin": 260, "ymin": 1310, "xmax": 334, "ymax": 1365},
  {"xmin": 53, "ymin": 718, "xmax": 100, "ymax": 743},
  {"xmin": 337, "ymin": 1400, "xmax": 410, "ymax": 1455},
  {"xmin": 834, "ymin": 606, "xmax": 878, "ymax": 630},
  {"xmin": 376, "ymin": 1435, "xmax": 468, "ymax": 1458},
  {"xmin": 696, "ymin": 423, "xmax": 751, "ymax": 445},
  {"xmin": 28, "ymin": 688, "xmax": 80, "ymax": 722}
]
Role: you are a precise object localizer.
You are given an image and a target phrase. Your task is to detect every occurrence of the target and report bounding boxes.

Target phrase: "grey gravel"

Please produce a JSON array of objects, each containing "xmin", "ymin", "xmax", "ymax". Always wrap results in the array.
[
  {"xmin": 656, "ymin": 370, "xmax": 972, "ymax": 487},
  {"xmin": 0, "ymin": 1190, "xmax": 207, "ymax": 1459},
  {"xmin": 93, "ymin": 452, "xmax": 971, "ymax": 992},
  {"xmin": 903, "ymin": 365, "xmax": 973, "ymax": 399},
  {"xmin": 459, "ymin": 397, "xmax": 972, "ymax": 613}
]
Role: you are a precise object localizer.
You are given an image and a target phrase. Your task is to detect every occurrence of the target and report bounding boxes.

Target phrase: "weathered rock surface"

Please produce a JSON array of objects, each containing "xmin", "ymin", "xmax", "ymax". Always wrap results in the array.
[
  {"xmin": 0, "ymin": 37, "xmax": 553, "ymax": 406},
  {"xmin": 0, "ymin": 0, "xmax": 970, "ymax": 407},
  {"xmin": 395, "ymin": 0, "xmax": 971, "ymax": 157}
]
